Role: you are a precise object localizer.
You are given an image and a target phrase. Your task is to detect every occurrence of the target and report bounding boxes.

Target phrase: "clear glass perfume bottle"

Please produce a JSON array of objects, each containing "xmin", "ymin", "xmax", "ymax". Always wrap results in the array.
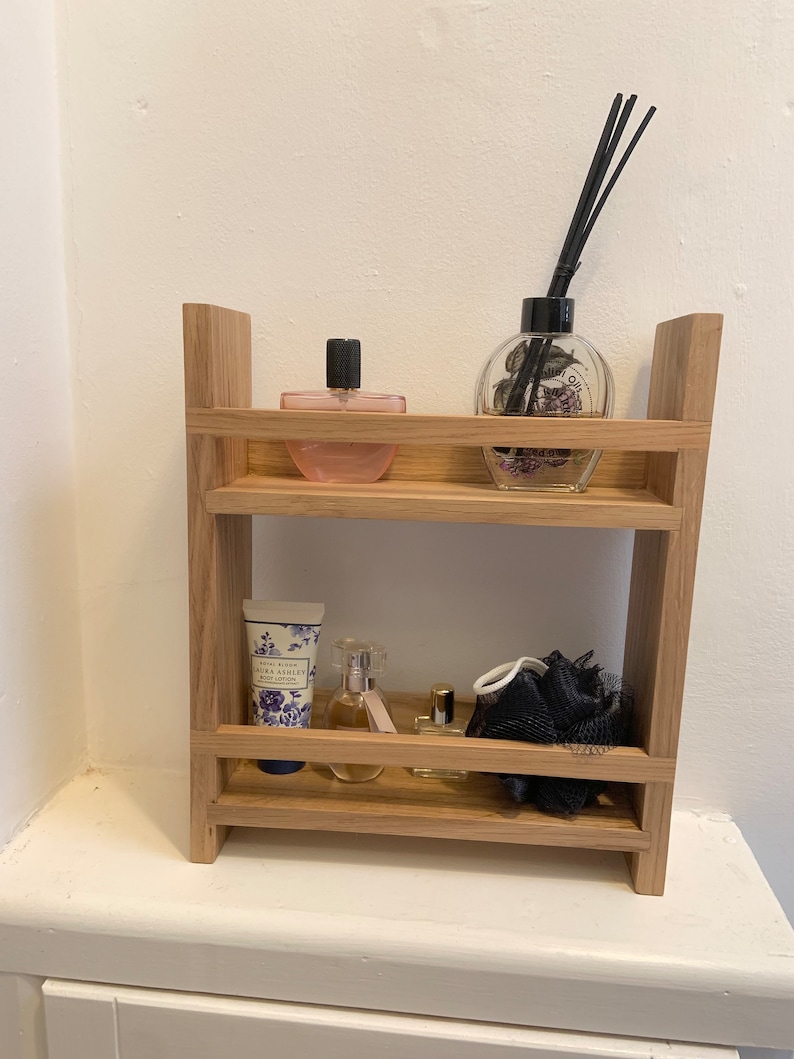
[
  {"xmin": 412, "ymin": 684, "xmax": 468, "ymax": 780},
  {"xmin": 475, "ymin": 297, "xmax": 614, "ymax": 492},
  {"xmin": 323, "ymin": 638, "xmax": 393, "ymax": 783},
  {"xmin": 280, "ymin": 338, "xmax": 406, "ymax": 484}
]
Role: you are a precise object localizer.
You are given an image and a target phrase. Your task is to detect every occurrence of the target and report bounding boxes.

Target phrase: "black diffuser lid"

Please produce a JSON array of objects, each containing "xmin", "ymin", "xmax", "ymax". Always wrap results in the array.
[
  {"xmin": 520, "ymin": 297, "xmax": 574, "ymax": 334},
  {"xmin": 326, "ymin": 338, "xmax": 361, "ymax": 389}
]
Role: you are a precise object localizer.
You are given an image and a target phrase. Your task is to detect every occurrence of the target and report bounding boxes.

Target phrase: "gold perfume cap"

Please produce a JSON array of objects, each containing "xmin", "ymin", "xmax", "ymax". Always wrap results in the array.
[{"xmin": 430, "ymin": 683, "xmax": 455, "ymax": 725}]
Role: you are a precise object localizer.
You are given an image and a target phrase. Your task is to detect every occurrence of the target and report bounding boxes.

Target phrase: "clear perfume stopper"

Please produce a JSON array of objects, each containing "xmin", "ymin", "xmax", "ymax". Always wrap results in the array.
[{"xmin": 331, "ymin": 637, "xmax": 386, "ymax": 678}]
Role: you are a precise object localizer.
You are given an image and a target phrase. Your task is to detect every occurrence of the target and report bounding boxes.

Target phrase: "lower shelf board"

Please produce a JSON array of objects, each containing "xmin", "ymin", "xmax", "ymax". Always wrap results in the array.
[{"xmin": 208, "ymin": 762, "xmax": 649, "ymax": 853}]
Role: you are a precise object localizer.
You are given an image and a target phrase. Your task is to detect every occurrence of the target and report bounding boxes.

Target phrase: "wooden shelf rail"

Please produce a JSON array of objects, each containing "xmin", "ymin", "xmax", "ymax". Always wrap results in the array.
[
  {"xmin": 186, "ymin": 407, "xmax": 711, "ymax": 450},
  {"xmin": 191, "ymin": 726, "xmax": 676, "ymax": 784}
]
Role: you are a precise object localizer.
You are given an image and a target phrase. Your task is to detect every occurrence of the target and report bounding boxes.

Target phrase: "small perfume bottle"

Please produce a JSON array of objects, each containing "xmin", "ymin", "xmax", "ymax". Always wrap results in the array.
[
  {"xmin": 412, "ymin": 684, "xmax": 468, "ymax": 780},
  {"xmin": 323, "ymin": 638, "xmax": 393, "ymax": 783},
  {"xmin": 280, "ymin": 339, "xmax": 406, "ymax": 484}
]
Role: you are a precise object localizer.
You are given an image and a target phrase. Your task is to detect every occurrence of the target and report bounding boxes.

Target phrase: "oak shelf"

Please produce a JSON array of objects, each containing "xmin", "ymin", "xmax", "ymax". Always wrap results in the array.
[
  {"xmin": 184, "ymin": 303, "xmax": 723, "ymax": 895},
  {"xmin": 200, "ymin": 695, "xmax": 652, "ymax": 851},
  {"xmin": 191, "ymin": 726, "xmax": 676, "ymax": 784},
  {"xmin": 205, "ymin": 475, "xmax": 681, "ymax": 529},
  {"xmin": 210, "ymin": 761, "xmax": 648, "ymax": 852},
  {"xmin": 186, "ymin": 406, "xmax": 711, "ymax": 450}
]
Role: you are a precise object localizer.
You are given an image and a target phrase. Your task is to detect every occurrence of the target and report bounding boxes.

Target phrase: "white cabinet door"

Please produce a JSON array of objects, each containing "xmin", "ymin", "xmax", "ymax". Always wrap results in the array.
[
  {"xmin": 43, "ymin": 980, "xmax": 739, "ymax": 1059},
  {"xmin": 0, "ymin": 973, "xmax": 47, "ymax": 1059}
]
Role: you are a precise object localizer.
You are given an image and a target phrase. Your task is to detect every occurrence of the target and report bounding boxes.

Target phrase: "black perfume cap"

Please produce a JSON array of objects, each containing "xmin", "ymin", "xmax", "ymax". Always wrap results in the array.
[
  {"xmin": 520, "ymin": 297, "xmax": 574, "ymax": 334},
  {"xmin": 326, "ymin": 338, "xmax": 361, "ymax": 389}
]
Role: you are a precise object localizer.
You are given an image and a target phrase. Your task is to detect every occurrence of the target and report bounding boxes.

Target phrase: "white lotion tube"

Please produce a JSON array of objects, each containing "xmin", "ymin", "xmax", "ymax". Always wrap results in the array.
[{"xmin": 243, "ymin": 600, "xmax": 325, "ymax": 775}]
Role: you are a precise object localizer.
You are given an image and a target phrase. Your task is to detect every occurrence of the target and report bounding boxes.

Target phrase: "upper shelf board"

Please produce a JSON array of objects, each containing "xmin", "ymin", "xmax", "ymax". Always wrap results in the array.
[{"xmin": 186, "ymin": 408, "xmax": 711, "ymax": 451}]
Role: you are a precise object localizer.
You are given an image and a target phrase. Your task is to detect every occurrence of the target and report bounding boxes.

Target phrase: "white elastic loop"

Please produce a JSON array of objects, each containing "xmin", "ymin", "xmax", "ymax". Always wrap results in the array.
[{"xmin": 472, "ymin": 656, "xmax": 548, "ymax": 697}]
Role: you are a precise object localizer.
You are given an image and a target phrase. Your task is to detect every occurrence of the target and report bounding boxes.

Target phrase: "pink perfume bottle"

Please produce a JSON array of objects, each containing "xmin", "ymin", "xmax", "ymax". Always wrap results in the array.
[{"xmin": 280, "ymin": 339, "xmax": 406, "ymax": 484}]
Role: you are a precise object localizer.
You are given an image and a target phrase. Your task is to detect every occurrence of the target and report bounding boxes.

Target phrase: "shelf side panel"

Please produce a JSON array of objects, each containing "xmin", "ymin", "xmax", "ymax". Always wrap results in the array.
[
  {"xmin": 184, "ymin": 303, "xmax": 253, "ymax": 863},
  {"xmin": 624, "ymin": 313, "xmax": 722, "ymax": 894}
]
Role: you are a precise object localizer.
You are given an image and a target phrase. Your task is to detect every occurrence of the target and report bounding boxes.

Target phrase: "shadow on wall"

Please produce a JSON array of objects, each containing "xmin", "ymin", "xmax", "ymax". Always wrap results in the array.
[
  {"xmin": 739, "ymin": 1050, "xmax": 794, "ymax": 1059},
  {"xmin": 223, "ymin": 822, "xmax": 634, "ymax": 890},
  {"xmin": 0, "ymin": 474, "xmax": 84, "ymax": 848},
  {"xmin": 251, "ymin": 344, "xmax": 651, "ymax": 697},
  {"xmin": 253, "ymin": 517, "xmax": 635, "ymax": 696}
]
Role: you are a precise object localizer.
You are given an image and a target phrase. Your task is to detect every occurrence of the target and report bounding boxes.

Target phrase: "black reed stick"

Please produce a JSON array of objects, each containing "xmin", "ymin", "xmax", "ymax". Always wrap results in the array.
[
  {"xmin": 501, "ymin": 93, "xmax": 655, "ymax": 422},
  {"xmin": 506, "ymin": 96, "xmax": 633, "ymax": 413},
  {"xmin": 561, "ymin": 105, "xmax": 656, "ymax": 292},
  {"xmin": 526, "ymin": 99, "xmax": 641, "ymax": 410},
  {"xmin": 549, "ymin": 95, "xmax": 637, "ymax": 298},
  {"xmin": 546, "ymin": 93, "xmax": 624, "ymax": 301},
  {"xmin": 549, "ymin": 95, "xmax": 638, "ymax": 297}
]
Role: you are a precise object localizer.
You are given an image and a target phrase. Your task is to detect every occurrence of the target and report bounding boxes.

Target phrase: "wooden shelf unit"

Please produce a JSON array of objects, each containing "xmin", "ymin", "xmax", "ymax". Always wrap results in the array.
[{"xmin": 185, "ymin": 303, "xmax": 722, "ymax": 895}]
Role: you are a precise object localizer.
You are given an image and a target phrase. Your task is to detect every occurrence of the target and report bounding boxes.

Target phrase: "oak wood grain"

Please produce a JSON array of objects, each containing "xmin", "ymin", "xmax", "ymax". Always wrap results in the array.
[
  {"xmin": 623, "ymin": 313, "xmax": 722, "ymax": 894},
  {"xmin": 206, "ymin": 476, "xmax": 681, "ymax": 529},
  {"xmin": 208, "ymin": 762, "xmax": 649, "ymax": 851},
  {"xmin": 184, "ymin": 303, "xmax": 252, "ymax": 863},
  {"xmin": 247, "ymin": 441, "xmax": 648, "ymax": 489},
  {"xmin": 187, "ymin": 407, "xmax": 711, "ymax": 449},
  {"xmin": 192, "ymin": 726, "xmax": 675, "ymax": 783}
]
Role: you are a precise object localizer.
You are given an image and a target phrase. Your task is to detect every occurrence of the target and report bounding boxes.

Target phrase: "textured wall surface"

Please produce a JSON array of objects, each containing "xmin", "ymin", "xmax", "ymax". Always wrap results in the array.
[
  {"xmin": 0, "ymin": 0, "xmax": 84, "ymax": 848},
  {"xmin": 59, "ymin": 2, "xmax": 794, "ymax": 911}
]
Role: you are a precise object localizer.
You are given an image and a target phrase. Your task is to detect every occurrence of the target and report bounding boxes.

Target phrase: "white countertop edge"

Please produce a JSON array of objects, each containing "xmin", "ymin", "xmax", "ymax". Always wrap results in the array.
[
  {"xmin": 0, "ymin": 767, "xmax": 792, "ymax": 1048},
  {"xmin": 1, "ymin": 899, "xmax": 792, "ymax": 998},
  {"xmin": 2, "ymin": 920, "xmax": 792, "ymax": 1049}
]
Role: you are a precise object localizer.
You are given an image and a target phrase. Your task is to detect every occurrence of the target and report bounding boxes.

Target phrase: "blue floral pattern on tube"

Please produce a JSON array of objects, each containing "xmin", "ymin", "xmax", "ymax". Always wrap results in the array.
[{"xmin": 251, "ymin": 622, "xmax": 320, "ymax": 730}]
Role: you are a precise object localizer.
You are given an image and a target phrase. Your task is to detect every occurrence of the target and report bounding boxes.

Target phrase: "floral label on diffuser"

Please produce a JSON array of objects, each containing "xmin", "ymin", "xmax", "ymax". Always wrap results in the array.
[
  {"xmin": 479, "ymin": 328, "xmax": 613, "ymax": 492},
  {"xmin": 501, "ymin": 345, "xmax": 598, "ymax": 483}
]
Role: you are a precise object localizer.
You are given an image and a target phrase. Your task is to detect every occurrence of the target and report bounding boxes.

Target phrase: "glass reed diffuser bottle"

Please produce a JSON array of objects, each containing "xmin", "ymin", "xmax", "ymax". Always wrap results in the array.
[
  {"xmin": 476, "ymin": 297, "xmax": 613, "ymax": 492},
  {"xmin": 474, "ymin": 91, "xmax": 656, "ymax": 493}
]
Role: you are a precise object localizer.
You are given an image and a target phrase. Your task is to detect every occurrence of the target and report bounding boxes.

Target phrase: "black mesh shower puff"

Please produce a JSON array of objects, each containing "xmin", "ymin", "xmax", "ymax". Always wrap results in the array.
[{"xmin": 466, "ymin": 650, "xmax": 634, "ymax": 816}]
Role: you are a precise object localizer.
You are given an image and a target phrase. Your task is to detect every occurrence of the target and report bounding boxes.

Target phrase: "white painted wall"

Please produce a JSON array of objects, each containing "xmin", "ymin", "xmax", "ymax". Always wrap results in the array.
[
  {"xmin": 0, "ymin": 1, "xmax": 84, "ymax": 850},
  {"xmin": 59, "ymin": 2, "xmax": 794, "ymax": 912}
]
